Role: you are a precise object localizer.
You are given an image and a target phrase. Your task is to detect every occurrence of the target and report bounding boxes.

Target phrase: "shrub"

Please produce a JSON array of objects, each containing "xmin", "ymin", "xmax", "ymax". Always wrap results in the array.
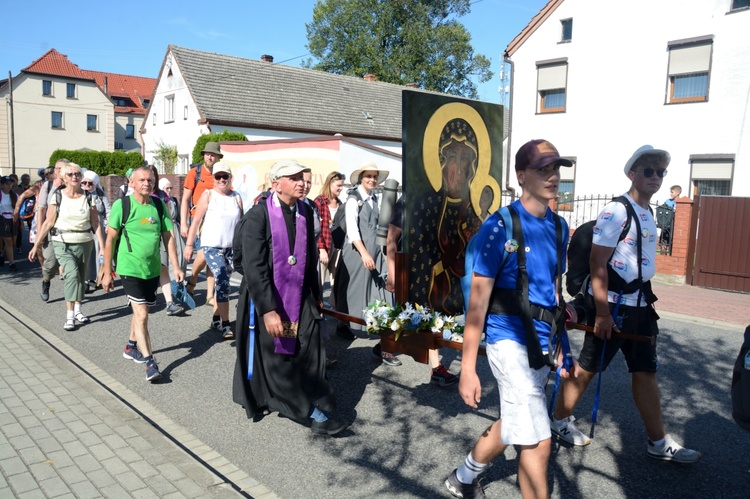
[
  {"xmin": 191, "ymin": 130, "xmax": 248, "ymax": 164},
  {"xmin": 49, "ymin": 150, "xmax": 144, "ymax": 176}
]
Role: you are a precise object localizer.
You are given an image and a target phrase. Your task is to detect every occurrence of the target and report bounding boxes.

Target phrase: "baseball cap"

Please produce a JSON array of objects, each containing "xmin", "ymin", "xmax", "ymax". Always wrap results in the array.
[
  {"xmin": 212, "ymin": 162, "xmax": 232, "ymax": 176},
  {"xmin": 269, "ymin": 160, "xmax": 310, "ymax": 181},
  {"xmin": 515, "ymin": 139, "xmax": 573, "ymax": 171}
]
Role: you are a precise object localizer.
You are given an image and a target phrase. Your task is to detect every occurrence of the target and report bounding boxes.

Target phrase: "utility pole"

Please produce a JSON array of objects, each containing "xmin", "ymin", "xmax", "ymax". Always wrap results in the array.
[{"xmin": 8, "ymin": 71, "xmax": 16, "ymax": 175}]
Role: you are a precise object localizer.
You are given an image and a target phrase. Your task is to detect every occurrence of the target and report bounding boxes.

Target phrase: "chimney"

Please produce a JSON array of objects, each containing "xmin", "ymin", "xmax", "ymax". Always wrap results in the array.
[
  {"xmin": 363, "ymin": 73, "xmax": 377, "ymax": 82},
  {"xmin": 261, "ymin": 54, "xmax": 274, "ymax": 63},
  {"xmin": 104, "ymin": 76, "xmax": 108, "ymax": 95}
]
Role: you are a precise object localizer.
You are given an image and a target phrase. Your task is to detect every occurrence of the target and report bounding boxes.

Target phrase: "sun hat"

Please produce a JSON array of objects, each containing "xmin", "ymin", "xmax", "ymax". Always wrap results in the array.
[
  {"xmin": 269, "ymin": 159, "xmax": 310, "ymax": 181},
  {"xmin": 515, "ymin": 139, "xmax": 573, "ymax": 171},
  {"xmin": 350, "ymin": 162, "xmax": 389, "ymax": 185},
  {"xmin": 200, "ymin": 142, "xmax": 224, "ymax": 158},
  {"xmin": 623, "ymin": 145, "xmax": 671, "ymax": 175}
]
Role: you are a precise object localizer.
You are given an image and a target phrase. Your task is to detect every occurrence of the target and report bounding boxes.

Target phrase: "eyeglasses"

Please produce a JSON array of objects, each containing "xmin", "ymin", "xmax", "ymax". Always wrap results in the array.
[
  {"xmin": 66, "ymin": 172, "xmax": 82, "ymax": 178},
  {"xmin": 637, "ymin": 167, "xmax": 668, "ymax": 178},
  {"xmin": 214, "ymin": 173, "xmax": 230, "ymax": 181},
  {"xmin": 80, "ymin": 181, "xmax": 94, "ymax": 186}
]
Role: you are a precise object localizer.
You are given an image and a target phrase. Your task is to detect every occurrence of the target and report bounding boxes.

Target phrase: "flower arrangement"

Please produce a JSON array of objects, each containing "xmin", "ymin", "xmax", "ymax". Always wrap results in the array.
[{"xmin": 363, "ymin": 300, "xmax": 465, "ymax": 343}]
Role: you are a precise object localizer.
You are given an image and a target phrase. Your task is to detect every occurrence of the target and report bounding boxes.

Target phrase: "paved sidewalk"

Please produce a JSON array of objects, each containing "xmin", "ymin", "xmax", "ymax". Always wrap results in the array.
[
  {"xmin": 0, "ymin": 301, "xmax": 276, "ymax": 499},
  {"xmin": 652, "ymin": 280, "xmax": 750, "ymax": 330}
]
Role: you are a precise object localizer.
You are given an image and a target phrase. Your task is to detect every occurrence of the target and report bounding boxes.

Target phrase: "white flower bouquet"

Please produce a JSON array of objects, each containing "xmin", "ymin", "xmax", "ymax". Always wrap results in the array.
[{"xmin": 363, "ymin": 300, "xmax": 465, "ymax": 342}]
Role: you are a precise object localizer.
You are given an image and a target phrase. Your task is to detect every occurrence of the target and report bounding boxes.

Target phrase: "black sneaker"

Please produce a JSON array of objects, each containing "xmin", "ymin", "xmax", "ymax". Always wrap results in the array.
[
  {"xmin": 123, "ymin": 344, "xmax": 146, "ymax": 363},
  {"xmin": 372, "ymin": 344, "xmax": 402, "ymax": 366},
  {"xmin": 310, "ymin": 417, "xmax": 349, "ymax": 436},
  {"xmin": 146, "ymin": 362, "xmax": 162, "ymax": 382},
  {"xmin": 431, "ymin": 365, "xmax": 459, "ymax": 387},
  {"xmin": 41, "ymin": 280, "xmax": 50, "ymax": 302},
  {"xmin": 445, "ymin": 469, "xmax": 485, "ymax": 499}
]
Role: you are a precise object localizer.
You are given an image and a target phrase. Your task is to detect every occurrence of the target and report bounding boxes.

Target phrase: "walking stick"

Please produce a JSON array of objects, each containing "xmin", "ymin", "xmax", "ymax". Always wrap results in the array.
[{"xmin": 247, "ymin": 300, "xmax": 255, "ymax": 380}]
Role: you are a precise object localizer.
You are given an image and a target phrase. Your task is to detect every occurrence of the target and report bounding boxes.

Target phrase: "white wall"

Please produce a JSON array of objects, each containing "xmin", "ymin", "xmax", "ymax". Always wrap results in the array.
[{"xmin": 508, "ymin": 0, "xmax": 750, "ymax": 200}]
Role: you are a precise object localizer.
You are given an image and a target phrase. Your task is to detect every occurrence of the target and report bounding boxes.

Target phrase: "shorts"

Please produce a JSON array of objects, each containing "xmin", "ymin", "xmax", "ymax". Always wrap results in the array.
[
  {"xmin": 486, "ymin": 339, "xmax": 552, "ymax": 446},
  {"xmin": 202, "ymin": 247, "xmax": 233, "ymax": 303},
  {"xmin": 578, "ymin": 302, "xmax": 659, "ymax": 373},
  {"xmin": 0, "ymin": 217, "xmax": 18, "ymax": 238},
  {"xmin": 120, "ymin": 275, "xmax": 160, "ymax": 306}
]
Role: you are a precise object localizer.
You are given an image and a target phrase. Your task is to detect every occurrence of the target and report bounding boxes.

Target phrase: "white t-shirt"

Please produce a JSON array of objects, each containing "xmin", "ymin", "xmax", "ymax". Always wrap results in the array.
[{"xmin": 591, "ymin": 193, "xmax": 657, "ymax": 307}]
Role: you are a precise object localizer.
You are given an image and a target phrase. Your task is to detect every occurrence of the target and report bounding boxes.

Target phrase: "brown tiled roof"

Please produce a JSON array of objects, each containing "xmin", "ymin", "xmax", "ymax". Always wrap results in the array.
[
  {"xmin": 21, "ymin": 48, "xmax": 155, "ymax": 115},
  {"xmin": 504, "ymin": 0, "xmax": 564, "ymax": 57},
  {"xmin": 82, "ymin": 71, "xmax": 155, "ymax": 115},
  {"xmin": 167, "ymin": 45, "xmax": 452, "ymax": 141}
]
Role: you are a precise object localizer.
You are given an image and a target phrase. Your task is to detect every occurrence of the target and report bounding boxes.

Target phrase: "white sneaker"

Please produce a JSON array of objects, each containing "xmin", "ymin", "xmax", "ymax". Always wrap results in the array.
[
  {"xmin": 551, "ymin": 415, "xmax": 591, "ymax": 446},
  {"xmin": 647, "ymin": 434, "xmax": 701, "ymax": 463}
]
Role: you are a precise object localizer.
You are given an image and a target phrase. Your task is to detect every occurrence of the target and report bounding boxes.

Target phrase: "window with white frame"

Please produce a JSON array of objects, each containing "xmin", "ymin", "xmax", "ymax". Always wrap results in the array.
[
  {"xmin": 66, "ymin": 83, "xmax": 76, "ymax": 98},
  {"xmin": 561, "ymin": 18, "xmax": 573, "ymax": 42},
  {"xmin": 690, "ymin": 156, "xmax": 733, "ymax": 196},
  {"xmin": 557, "ymin": 160, "xmax": 576, "ymax": 211},
  {"xmin": 667, "ymin": 37, "xmax": 712, "ymax": 104},
  {"xmin": 537, "ymin": 60, "xmax": 568, "ymax": 113},
  {"xmin": 51, "ymin": 111, "xmax": 63, "ymax": 129},
  {"xmin": 86, "ymin": 114, "xmax": 98, "ymax": 131},
  {"xmin": 165, "ymin": 95, "xmax": 175, "ymax": 123},
  {"xmin": 125, "ymin": 124, "xmax": 135, "ymax": 139},
  {"xmin": 43, "ymin": 80, "xmax": 52, "ymax": 96}
]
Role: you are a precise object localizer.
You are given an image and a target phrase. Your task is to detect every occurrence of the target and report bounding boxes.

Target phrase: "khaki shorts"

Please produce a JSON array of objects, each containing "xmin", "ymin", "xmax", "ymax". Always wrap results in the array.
[{"xmin": 486, "ymin": 339, "xmax": 552, "ymax": 446}]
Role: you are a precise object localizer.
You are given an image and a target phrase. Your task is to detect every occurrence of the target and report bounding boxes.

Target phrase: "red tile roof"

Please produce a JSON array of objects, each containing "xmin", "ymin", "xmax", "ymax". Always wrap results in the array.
[{"xmin": 21, "ymin": 48, "xmax": 155, "ymax": 115}]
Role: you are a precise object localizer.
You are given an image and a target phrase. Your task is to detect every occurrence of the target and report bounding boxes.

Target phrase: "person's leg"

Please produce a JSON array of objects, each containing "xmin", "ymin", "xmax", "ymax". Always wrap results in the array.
[
  {"xmin": 159, "ymin": 265, "xmax": 173, "ymax": 302},
  {"xmin": 552, "ymin": 368, "xmax": 596, "ymax": 420},
  {"xmin": 130, "ymin": 303, "xmax": 152, "ymax": 356},
  {"xmin": 632, "ymin": 371, "xmax": 666, "ymax": 441},
  {"xmin": 1, "ymin": 237, "xmax": 13, "ymax": 264},
  {"xmin": 517, "ymin": 439, "xmax": 551, "ymax": 499}
]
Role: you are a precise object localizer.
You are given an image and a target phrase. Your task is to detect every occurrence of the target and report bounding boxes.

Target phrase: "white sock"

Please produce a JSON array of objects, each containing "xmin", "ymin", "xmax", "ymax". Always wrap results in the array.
[
  {"xmin": 650, "ymin": 437, "xmax": 665, "ymax": 446},
  {"xmin": 456, "ymin": 452, "xmax": 487, "ymax": 484},
  {"xmin": 74, "ymin": 304, "xmax": 81, "ymax": 315},
  {"xmin": 66, "ymin": 310, "xmax": 74, "ymax": 320}
]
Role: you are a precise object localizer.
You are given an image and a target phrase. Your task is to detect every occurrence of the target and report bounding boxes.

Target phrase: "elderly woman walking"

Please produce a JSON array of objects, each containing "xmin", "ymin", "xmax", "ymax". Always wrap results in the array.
[
  {"xmin": 154, "ymin": 175, "xmax": 186, "ymax": 315},
  {"xmin": 183, "ymin": 162, "xmax": 242, "ymax": 338},
  {"xmin": 30, "ymin": 162, "xmax": 105, "ymax": 330},
  {"xmin": 81, "ymin": 170, "xmax": 111, "ymax": 293}
]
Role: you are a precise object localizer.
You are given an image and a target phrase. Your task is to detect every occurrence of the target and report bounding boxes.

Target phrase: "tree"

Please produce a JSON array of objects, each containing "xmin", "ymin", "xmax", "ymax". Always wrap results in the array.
[
  {"xmin": 150, "ymin": 140, "xmax": 178, "ymax": 174},
  {"xmin": 304, "ymin": 0, "xmax": 493, "ymax": 99}
]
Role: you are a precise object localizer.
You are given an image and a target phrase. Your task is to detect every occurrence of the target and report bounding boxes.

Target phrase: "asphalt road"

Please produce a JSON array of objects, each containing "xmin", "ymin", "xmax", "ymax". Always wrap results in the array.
[{"xmin": 1, "ymin": 252, "xmax": 749, "ymax": 498}]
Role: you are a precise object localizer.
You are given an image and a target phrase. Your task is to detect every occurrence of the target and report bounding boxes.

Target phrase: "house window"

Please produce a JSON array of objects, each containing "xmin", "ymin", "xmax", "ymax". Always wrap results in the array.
[
  {"xmin": 86, "ymin": 114, "xmax": 98, "ymax": 131},
  {"xmin": 66, "ymin": 83, "xmax": 76, "ymax": 98},
  {"xmin": 125, "ymin": 124, "xmax": 135, "ymax": 139},
  {"xmin": 113, "ymin": 97, "xmax": 127, "ymax": 106},
  {"xmin": 731, "ymin": 0, "xmax": 750, "ymax": 11},
  {"xmin": 561, "ymin": 18, "xmax": 573, "ymax": 42},
  {"xmin": 537, "ymin": 61, "xmax": 568, "ymax": 113},
  {"xmin": 153, "ymin": 113, "xmax": 156, "ymax": 126},
  {"xmin": 43, "ymin": 80, "xmax": 52, "ymax": 96},
  {"xmin": 557, "ymin": 160, "xmax": 576, "ymax": 211},
  {"xmin": 183, "ymin": 105, "xmax": 188, "ymax": 120},
  {"xmin": 165, "ymin": 95, "xmax": 174, "ymax": 123},
  {"xmin": 690, "ymin": 157, "xmax": 733, "ymax": 196},
  {"xmin": 142, "ymin": 98, "xmax": 150, "ymax": 108},
  {"xmin": 667, "ymin": 38, "xmax": 712, "ymax": 104},
  {"xmin": 51, "ymin": 111, "xmax": 63, "ymax": 129},
  {"xmin": 115, "ymin": 142, "xmax": 124, "ymax": 150}
]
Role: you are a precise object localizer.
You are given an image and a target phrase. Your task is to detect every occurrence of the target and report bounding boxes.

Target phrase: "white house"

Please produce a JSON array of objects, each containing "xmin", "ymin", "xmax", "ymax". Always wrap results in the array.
[
  {"xmin": 504, "ymin": 0, "xmax": 750, "ymax": 205},
  {"xmin": 142, "ymin": 45, "xmax": 454, "ymax": 174}
]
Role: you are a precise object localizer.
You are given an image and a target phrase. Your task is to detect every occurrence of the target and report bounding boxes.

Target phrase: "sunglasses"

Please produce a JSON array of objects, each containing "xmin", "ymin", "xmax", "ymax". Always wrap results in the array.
[
  {"xmin": 332, "ymin": 172, "xmax": 345, "ymax": 180},
  {"xmin": 66, "ymin": 172, "xmax": 82, "ymax": 178},
  {"xmin": 637, "ymin": 167, "xmax": 668, "ymax": 178},
  {"xmin": 80, "ymin": 181, "xmax": 94, "ymax": 186},
  {"xmin": 214, "ymin": 173, "xmax": 230, "ymax": 181}
]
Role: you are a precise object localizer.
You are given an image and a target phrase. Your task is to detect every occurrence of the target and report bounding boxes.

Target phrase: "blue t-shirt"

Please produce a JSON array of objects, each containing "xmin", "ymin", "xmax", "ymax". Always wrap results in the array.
[{"xmin": 472, "ymin": 199, "xmax": 568, "ymax": 350}]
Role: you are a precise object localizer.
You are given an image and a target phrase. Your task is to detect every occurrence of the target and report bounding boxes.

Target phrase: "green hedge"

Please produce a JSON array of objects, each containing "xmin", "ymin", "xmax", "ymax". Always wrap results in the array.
[
  {"xmin": 49, "ymin": 150, "xmax": 144, "ymax": 176},
  {"xmin": 191, "ymin": 130, "xmax": 248, "ymax": 164}
]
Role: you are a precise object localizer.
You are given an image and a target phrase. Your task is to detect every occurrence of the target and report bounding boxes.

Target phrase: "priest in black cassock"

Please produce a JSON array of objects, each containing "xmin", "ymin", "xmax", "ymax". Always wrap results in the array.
[{"xmin": 232, "ymin": 159, "xmax": 348, "ymax": 436}]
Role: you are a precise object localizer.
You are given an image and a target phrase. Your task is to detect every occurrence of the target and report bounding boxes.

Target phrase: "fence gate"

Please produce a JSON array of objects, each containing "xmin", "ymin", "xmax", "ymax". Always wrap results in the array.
[{"xmin": 692, "ymin": 196, "xmax": 750, "ymax": 292}]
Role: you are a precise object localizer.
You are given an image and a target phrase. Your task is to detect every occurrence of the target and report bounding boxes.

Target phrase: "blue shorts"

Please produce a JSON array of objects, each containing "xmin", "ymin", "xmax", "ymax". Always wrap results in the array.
[{"xmin": 202, "ymin": 247, "xmax": 233, "ymax": 303}]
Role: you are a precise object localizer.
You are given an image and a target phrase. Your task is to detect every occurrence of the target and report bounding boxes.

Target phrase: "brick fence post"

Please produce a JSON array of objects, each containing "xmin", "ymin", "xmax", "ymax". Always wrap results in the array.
[{"xmin": 655, "ymin": 196, "xmax": 693, "ymax": 283}]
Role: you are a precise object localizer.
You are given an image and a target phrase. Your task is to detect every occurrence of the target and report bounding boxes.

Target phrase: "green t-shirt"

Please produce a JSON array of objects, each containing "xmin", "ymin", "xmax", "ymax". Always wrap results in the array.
[{"xmin": 109, "ymin": 195, "xmax": 173, "ymax": 279}]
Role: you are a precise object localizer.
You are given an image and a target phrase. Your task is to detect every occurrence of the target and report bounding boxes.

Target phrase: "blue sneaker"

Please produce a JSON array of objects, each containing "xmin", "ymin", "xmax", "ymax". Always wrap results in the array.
[
  {"xmin": 146, "ymin": 362, "xmax": 162, "ymax": 382},
  {"xmin": 123, "ymin": 344, "xmax": 146, "ymax": 364}
]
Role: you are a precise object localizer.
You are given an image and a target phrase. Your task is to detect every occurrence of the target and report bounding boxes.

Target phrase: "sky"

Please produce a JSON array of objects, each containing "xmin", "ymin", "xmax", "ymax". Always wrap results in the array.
[{"xmin": 1, "ymin": 0, "xmax": 549, "ymax": 103}]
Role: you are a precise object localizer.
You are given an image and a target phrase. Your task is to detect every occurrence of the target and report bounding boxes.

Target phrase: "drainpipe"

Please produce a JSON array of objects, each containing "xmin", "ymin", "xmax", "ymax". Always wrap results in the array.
[
  {"xmin": 8, "ymin": 71, "xmax": 16, "ymax": 175},
  {"xmin": 503, "ymin": 55, "xmax": 515, "ymax": 201}
]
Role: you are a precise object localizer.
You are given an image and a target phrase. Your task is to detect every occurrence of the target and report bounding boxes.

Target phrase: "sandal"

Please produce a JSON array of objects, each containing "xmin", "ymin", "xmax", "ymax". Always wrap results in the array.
[
  {"xmin": 185, "ymin": 281, "xmax": 196, "ymax": 297},
  {"xmin": 74, "ymin": 312, "xmax": 91, "ymax": 324},
  {"xmin": 63, "ymin": 319, "xmax": 76, "ymax": 331}
]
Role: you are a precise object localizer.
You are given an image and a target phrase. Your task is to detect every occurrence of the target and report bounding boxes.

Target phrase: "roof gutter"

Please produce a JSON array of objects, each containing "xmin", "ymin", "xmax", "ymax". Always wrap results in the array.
[{"xmin": 503, "ymin": 54, "xmax": 516, "ymax": 201}]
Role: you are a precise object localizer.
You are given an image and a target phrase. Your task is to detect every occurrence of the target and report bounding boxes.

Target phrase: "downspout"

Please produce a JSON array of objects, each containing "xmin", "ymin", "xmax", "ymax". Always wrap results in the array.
[{"xmin": 503, "ymin": 55, "xmax": 515, "ymax": 201}]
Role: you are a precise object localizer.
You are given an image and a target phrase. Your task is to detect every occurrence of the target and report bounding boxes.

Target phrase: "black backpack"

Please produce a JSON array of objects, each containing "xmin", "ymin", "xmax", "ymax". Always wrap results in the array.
[
  {"xmin": 565, "ymin": 196, "xmax": 649, "ymax": 297},
  {"xmin": 113, "ymin": 195, "xmax": 165, "ymax": 269},
  {"xmin": 331, "ymin": 189, "xmax": 363, "ymax": 249},
  {"xmin": 732, "ymin": 326, "xmax": 750, "ymax": 432}
]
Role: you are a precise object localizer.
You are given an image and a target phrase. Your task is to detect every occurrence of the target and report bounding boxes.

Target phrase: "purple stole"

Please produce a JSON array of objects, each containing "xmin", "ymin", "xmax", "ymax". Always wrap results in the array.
[{"xmin": 266, "ymin": 194, "xmax": 307, "ymax": 354}]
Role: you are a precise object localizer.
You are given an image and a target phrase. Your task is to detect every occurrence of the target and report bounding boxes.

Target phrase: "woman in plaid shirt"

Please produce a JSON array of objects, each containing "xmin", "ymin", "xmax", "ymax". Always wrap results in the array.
[{"xmin": 314, "ymin": 172, "xmax": 345, "ymax": 293}]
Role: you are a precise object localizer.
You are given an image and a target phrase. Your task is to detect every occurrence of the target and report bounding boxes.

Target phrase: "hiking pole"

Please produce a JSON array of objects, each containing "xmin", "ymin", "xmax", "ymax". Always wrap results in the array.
[
  {"xmin": 566, "ymin": 322, "xmax": 655, "ymax": 345},
  {"xmin": 590, "ymin": 292, "xmax": 623, "ymax": 439}
]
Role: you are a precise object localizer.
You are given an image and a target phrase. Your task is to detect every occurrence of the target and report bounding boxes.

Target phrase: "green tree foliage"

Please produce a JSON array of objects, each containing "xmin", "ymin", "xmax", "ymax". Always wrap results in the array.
[
  {"xmin": 304, "ymin": 0, "xmax": 493, "ymax": 99},
  {"xmin": 49, "ymin": 150, "xmax": 144, "ymax": 176},
  {"xmin": 191, "ymin": 130, "xmax": 249, "ymax": 164},
  {"xmin": 149, "ymin": 140, "xmax": 178, "ymax": 174}
]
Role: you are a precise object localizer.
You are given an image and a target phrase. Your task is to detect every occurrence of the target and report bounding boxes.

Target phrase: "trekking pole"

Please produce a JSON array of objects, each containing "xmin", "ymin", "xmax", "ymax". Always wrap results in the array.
[
  {"xmin": 590, "ymin": 292, "xmax": 623, "ymax": 439},
  {"xmin": 246, "ymin": 300, "xmax": 255, "ymax": 380},
  {"xmin": 548, "ymin": 329, "xmax": 573, "ymax": 418}
]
